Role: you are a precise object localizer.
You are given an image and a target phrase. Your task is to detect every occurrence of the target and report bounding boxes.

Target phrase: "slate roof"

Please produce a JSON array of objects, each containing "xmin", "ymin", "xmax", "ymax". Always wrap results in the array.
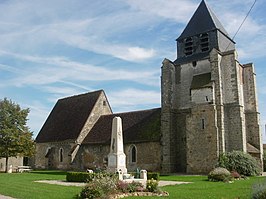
[
  {"xmin": 82, "ymin": 108, "xmax": 161, "ymax": 145},
  {"xmin": 35, "ymin": 90, "xmax": 103, "ymax": 143},
  {"xmin": 178, "ymin": 0, "xmax": 229, "ymax": 40}
]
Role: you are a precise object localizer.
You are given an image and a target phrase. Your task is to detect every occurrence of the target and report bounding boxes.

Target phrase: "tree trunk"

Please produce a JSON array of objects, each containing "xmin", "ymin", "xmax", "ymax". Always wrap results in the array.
[{"xmin": 5, "ymin": 156, "xmax": 8, "ymax": 173}]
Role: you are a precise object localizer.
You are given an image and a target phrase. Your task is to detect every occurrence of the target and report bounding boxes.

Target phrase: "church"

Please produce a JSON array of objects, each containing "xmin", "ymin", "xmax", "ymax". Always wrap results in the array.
[{"xmin": 35, "ymin": 0, "xmax": 263, "ymax": 174}]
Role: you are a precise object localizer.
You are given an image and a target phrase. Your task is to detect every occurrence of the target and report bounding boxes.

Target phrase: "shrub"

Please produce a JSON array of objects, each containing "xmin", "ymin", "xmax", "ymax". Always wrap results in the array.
[
  {"xmin": 92, "ymin": 175, "xmax": 117, "ymax": 195},
  {"xmin": 231, "ymin": 171, "xmax": 241, "ymax": 179},
  {"xmin": 78, "ymin": 175, "xmax": 118, "ymax": 199},
  {"xmin": 217, "ymin": 153, "xmax": 229, "ymax": 169},
  {"xmin": 147, "ymin": 172, "xmax": 160, "ymax": 180},
  {"xmin": 66, "ymin": 172, "xmax": 94, "ymax": 182},
  {"xmin": 218, "ymin": 151, "xmax": 261, "ymax": 176},
  {"xmin": 208, "ymin": 167, "xmax": 232, "ymax": 182},
  {"xmin": 252, "ymin": 179, "xmax": 266, "ymax": 199},
  {"xmin": 263, "ymin": 150, "xmax": 266, "ymax": 172},
  {"xmin": 146, "ymin": 178, "xmax": 159, "ymax": 192},
  {"xmin": 127, "ymin": 181, "xmax": 144, "ymax": 193},
  {"xmin": 116, "ymin": 180, "xmax": 144, "ymax": 193},
  {"xmin": 79, "ymin": 183, "xmax": 103, "ymax": 199},
  {"xmin": 116, "ymin": 180, "xmax": 129, "ymax": 193}
]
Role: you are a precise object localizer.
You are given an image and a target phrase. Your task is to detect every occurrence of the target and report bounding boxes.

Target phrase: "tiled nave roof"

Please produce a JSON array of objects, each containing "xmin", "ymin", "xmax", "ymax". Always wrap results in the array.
[
  {"xmin": 36, "ymin": 90, "xmax": 103, "ymax": 143},
  {"xmin": 83, "ymin": 108, "xmax": 161, "ymax": 145}
]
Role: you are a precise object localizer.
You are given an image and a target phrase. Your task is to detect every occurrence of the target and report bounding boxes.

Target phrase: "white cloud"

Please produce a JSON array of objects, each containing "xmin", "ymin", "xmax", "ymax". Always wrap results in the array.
[
  {"xmin": 108, "ymin": 88, "xmax": 161, "ymax": 112},
  {"xmin": 60, "ymin": 34, "xmax": 156, "ymax": 62},
  {"xmin": 0, "ymin": 0, "xmax": 161, "ymax": 63},
  {"xmin": 21, "ymin": 101, "xmax": 51, "ymax": 136},
  {"xmin": 0, "ymin": 63, "xmax": 20, "ymax": 73},
  {"xmin": 126, "ymin": 0, "xmax": 197, "ymax": 23},
  {"xmin": 208, "ymin": 0, "xmax": 266, "ymax": 61},
  {"xmin": 0, "ymin": 51, "xmax": 159, "ymax": 88},
  {"xmin": 126, "ymin": 47, "xmax": 156, "ymax": 60},
  {"xmin": 59, "ymin": 81, "xmax": 92, "ymax": 91},
  {"xmin": 42, "ymin": 86, "xmax": 83, "ymax": 97}
]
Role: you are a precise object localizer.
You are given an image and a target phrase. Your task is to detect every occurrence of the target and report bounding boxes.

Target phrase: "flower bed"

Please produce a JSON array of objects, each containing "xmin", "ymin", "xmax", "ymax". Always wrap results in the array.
[
  {"xmin": 77, "ymin": 174, "xmax": 168, "ymax": 199},
  {"xmin": 111, "ymin": 191, "xmax": 169, "ymax": 198}
]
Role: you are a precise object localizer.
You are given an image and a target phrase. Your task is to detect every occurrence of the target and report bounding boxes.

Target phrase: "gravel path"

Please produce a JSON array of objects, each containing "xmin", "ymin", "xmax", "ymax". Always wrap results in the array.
[
  {"xmin": 35, "ymin": 180, "xmax": 191, "ymax": 187},
  {"xmin": 0, "ymin": 180, "xmax": 190, "ymax": 199},
  {"xmin": 0, "ymin": 195, "xmax": 15, "ymax": 199}
]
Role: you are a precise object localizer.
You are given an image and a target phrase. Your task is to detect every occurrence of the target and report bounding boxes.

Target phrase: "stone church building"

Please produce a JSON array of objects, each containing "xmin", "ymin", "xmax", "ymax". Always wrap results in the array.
[{"xmin": 35, "ymin": 0, "xmax": 263, "ymax": 174}]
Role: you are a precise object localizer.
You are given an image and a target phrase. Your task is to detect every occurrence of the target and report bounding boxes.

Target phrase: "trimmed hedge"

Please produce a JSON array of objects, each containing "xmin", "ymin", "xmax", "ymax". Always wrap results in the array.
[
  {"xmin": 66, "ymin": 172, "xmax": 94, "ymax": 182},
  {"xmin": 67, "ymin": 171, "xmax": 160, "ymax": 182},
  {"xmin": 66, "ymin": 172, "xmax": 117, "ymax": 182}
]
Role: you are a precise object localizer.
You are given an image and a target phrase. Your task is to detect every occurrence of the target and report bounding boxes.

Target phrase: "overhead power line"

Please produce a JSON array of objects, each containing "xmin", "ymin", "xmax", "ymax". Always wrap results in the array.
[
  {"xmin": 232, "ymin": 0, "xmax": 257, "ymax": 41},
  {"xmin": 226, "ymin": 0, "xmax": 257, "ymax": 50}
]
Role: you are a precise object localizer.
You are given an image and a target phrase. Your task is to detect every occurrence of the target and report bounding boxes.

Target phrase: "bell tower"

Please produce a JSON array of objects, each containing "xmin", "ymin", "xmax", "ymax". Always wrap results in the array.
[
  {"xmin": 161, "ymin": 0, "xmax": 262, "ymax": 174},
  {"xmin": 176, "ymin": 0, "xmax": 235, "ymax": 64}
]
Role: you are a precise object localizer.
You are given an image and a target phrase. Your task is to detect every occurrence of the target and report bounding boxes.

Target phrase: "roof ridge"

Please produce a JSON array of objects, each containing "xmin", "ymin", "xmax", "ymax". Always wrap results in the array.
[
  {"xmin": 36, "ymin": 89, "xmax": 104, "ymax": 143},
  {"xmin": 101, "ymin": 107, "xmax": 161, "ymax": 117},
  {"xmin": 58, "ymin": 89, "xmax": 103, "ymax": 101},
  {"xmin": 204, "ymin": 1, "xmax": 228, "ymax": 35}
]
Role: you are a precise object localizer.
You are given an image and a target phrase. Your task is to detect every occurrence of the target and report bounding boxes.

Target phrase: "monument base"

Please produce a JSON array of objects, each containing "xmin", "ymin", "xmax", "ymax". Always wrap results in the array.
[{"xmin": 107, "ymin": 153, "xmax": 127, "ymax": 174}]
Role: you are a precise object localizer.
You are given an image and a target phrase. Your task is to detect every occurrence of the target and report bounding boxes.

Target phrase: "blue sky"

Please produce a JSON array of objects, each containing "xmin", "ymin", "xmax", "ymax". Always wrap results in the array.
[{"xmin": 0, "ymin": 0, "xmax": 265, "ymax": 141}]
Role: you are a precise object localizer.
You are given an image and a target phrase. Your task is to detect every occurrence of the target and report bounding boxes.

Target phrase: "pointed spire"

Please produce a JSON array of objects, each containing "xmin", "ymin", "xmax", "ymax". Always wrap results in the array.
[{"xmin": 178, "ymin": 0, "xmax": 229, "ymax": 40}]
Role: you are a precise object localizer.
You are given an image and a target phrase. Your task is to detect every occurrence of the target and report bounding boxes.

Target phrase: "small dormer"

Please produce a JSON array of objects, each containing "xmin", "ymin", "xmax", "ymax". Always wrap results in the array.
[{"xmin": 175, "ymin": 0, "xmax": 235, "ymax": 64}]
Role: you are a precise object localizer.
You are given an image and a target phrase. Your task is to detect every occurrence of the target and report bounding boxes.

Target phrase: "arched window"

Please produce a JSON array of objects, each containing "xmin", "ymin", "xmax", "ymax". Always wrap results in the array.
[
  {"xmin": 59, "ymin": 148, "xmax": 63, "ymax": 162},
  {"xmin": 129, "ymin": 145, "xmax": 137, "ymax": 163},
  {"xmin": 45, "ymin": 147, "xmax": 51, "ymax": 158}
]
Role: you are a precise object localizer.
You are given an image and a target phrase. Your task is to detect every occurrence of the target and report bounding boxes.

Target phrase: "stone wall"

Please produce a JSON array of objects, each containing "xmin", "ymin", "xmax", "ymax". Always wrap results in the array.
[
  {"xmin": 35, "ymin": 141, "xmax": 74, "ymax": 170},
  {"xmin": 243, "ymin": 63, "xmax": 257, "ymax": 111},
  {"xmin": 243, "ymin": 63, "xmax": 262, "ymax": 161},
  {"xmin": 224, "ymin": 104, "xmax": 247, "ymax": 152},
  {"xmin": 175, "ymin": 109, "xmax": 190, "ymax": 173},
  {"xmin": 161, "ymin": 59, "xmax": 176, "ymax": 173},
  {"xmin": 186, "ymin": 104, "xmax": 219, "ymax": 174},
  {"xmin": 161, "ymin": 57, "xmax": 213, "ymax": 173},
  {"xmin": 175, "ymin": 59, "xmax": 211, "ymax": 109},
  {"xmin": 0, "ymin": 157, "xmax": 23, "ymax": 172},
  {"xmin": 210, "ymin": 50, "xmax": 225, "ymax": 153},
  {"xmin": 125, "ymin": 142, "xmax": 161, "ymax": 172},
  {"xmin": 191, "ymin": 87, "xmax": 213, "ymax": 104},
  {"xmin": 74, "ymin": 142, "xmax": 161, "ymax": 172}
]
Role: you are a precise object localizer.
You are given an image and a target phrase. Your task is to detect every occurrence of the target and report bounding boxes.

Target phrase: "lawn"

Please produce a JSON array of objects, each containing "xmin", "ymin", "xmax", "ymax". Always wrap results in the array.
[
  {"xmin": 128, "ymin": 175, "xmax": 266, "ymax": 199},
  {"xmin": 0, "ymin": 171, "xmax": 265, "ymax": 199},
  {"xmin": 0, "ymin": 171, "xmax": 81, "ymax": 199}
]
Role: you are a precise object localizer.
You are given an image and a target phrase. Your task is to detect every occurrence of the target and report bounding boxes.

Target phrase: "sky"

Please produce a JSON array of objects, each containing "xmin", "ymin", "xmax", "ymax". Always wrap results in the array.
[{"xmin": 0, "ymin": 0, "xmax": 265, "ymax": 141}]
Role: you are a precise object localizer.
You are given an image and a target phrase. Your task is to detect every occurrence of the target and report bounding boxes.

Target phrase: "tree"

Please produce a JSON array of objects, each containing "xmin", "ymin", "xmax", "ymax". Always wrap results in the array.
[{"xmin": 0, "ymin": 98, "xmax": 35, "ymax": 173}]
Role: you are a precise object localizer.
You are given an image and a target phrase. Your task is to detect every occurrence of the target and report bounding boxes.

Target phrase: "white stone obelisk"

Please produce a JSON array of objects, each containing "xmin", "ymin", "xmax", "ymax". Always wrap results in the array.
[{"xmin": 107, "ymin": 117, "xmax": 127, "ymax": 174}]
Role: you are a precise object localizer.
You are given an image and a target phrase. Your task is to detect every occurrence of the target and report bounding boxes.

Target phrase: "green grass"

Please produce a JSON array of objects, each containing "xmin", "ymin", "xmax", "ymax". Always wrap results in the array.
[
  {"xmin": 128, "ymin": 175, "xmax": 266, "ymax": 199},
  {"xmin": 0, "ymin": 171, "xmax": 81, "ymax": 199},
  {"xmin": 0, "ymin": 171, "xmax": 265, "ymax": 199}
]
